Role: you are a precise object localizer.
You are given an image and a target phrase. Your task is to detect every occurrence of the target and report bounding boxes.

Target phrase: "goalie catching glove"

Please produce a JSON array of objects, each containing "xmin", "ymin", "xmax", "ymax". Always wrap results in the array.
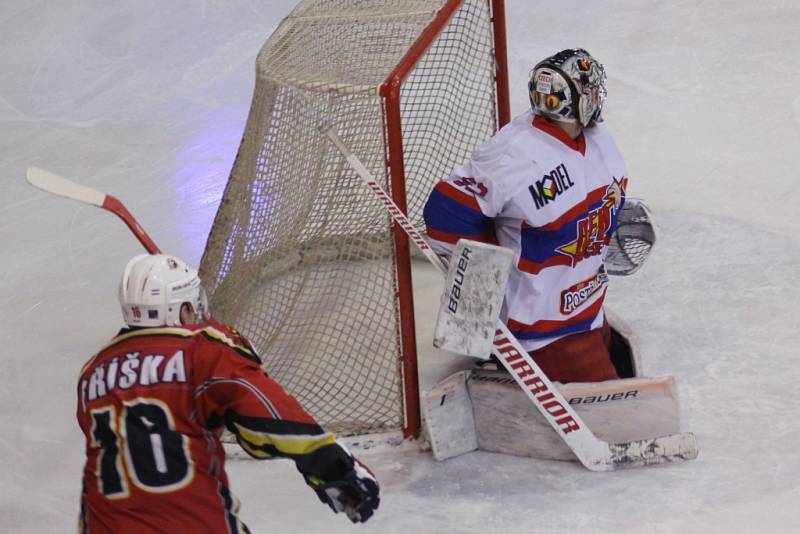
[
  {"xmin": 302, "ymin": 444, "xmax": 380, "ymax": 523},
  {"xmin": 604, "ymin": 198, "xmax": 656, "ymax": 276}
]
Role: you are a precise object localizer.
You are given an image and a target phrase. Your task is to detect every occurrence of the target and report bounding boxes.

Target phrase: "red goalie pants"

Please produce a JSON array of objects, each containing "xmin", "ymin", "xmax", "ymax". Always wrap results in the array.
[{"xmin": 530, "ymin": 320, "xmax": 619, "ymax": 383}]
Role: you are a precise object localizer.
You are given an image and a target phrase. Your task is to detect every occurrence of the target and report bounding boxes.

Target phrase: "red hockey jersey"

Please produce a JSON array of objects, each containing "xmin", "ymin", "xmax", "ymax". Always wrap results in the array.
[{"xmin": 76, "ymin": 320, "xmax": 339, "ymax": 533}]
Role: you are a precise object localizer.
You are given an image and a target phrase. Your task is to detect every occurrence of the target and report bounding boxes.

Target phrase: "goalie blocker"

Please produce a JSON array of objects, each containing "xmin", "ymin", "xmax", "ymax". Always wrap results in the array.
[{"xmin": 433, "ymin": 239, "xmax": 515, "ymax": 358}]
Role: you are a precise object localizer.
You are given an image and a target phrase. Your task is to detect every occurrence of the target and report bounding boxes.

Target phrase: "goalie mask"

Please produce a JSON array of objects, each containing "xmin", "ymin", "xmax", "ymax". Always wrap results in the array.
[
  {"xmin": 529, "ymin": 49, "xmax": 607, "ymax": 127},
  {"xmin": 119, "ymin": 254, "xmax": 209, "ymax": 327}
]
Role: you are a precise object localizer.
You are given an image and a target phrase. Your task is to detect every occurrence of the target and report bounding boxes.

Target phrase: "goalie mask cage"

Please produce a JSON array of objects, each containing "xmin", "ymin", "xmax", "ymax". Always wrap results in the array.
[{"xmin": 200, "ymin": 0, "xmax": 509, "ymax": 438}]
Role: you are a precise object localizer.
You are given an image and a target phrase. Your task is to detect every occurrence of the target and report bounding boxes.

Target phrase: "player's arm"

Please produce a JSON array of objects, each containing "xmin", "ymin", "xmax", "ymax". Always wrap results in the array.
[
  {"xmin": 422, "ymin": 145, "xmax": 517, "ymax": 257},
  {"xmin": 423, "ymin": 174, "xmax": 498, "ymax": 256},
  {"xmin": 193, "ymin": 334, "xmax": 379, "ymax": 523}
]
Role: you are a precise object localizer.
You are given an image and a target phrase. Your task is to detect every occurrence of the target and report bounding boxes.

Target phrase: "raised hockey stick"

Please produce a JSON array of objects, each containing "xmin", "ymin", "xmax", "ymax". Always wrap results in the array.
[
  {"xmin": 25, "ymin": 167, "xmax": 161, "ymax": 254},
  {"xmin": 322, "ymin": 126, "xmax": 698, "ymax": 471}
]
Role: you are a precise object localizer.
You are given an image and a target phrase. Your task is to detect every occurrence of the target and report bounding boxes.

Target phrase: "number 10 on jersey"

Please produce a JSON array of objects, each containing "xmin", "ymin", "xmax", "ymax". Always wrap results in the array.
[{"xmin": 89, "ymin": 398, "xmax": 193, "ymax": 498}]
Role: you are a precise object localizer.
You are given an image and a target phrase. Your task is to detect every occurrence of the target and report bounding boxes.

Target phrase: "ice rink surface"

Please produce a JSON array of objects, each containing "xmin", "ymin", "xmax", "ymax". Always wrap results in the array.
[{"xmin": 2, "ymin": 1, "xmax": 799, "ymax": 532}]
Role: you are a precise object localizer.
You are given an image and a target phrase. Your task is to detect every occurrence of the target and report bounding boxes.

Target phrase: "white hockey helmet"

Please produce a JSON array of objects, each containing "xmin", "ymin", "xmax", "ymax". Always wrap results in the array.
[
  {"xmin": 119, "ymin": 254, "xmax": 208, "ymax": 327},
  {"xmin": 529, "ymin": 48, "xmax": 607, "ymax": 127}
]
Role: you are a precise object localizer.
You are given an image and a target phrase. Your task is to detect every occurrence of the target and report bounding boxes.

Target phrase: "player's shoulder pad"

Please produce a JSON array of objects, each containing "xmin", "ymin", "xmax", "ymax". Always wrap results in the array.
[
  {"xmin": 472, "ymin": 123, "xmax": 522, "ymax": 168},
  {"xmin": 103, "ymin": 325, "xmax": 200, "ymax": 348},
  {"xmin": 198, "ymin": 324, "xmax": 263, "ymax": 365},
  {"xmin": 470, "ymin": 123, "xmax": 541, "ymax": 200},
  {"xmin": 81, "ymin": 326, "xmax": 203, "ymax": 376},
  {"xmin": 96, "ymin": 323, "xmax": 262, "ymax": 364}
]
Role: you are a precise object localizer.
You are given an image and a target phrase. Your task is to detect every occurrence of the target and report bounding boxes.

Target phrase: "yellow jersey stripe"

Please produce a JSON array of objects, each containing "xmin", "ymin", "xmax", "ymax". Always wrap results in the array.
[
  {"xmin": 79, "ymin": 327, "xmax": 196, "ymax": 376},
  {"xmin": 201, "ymin": 327, "xmax": 256, "ymax": 358},
  {"xmin": 104, "ymin": 327, "xmax": 195, "ymax": 351},
  {"xmin": 233, "ymin": 423, "xmax": 337, "ymax": 456},
  {"xmin": 238, "ymin": 439, "xmax": 273, "ymax": 459},
  {"xmin": 79, "ymin": 324, "xmax": 255, "ymax": 378}
]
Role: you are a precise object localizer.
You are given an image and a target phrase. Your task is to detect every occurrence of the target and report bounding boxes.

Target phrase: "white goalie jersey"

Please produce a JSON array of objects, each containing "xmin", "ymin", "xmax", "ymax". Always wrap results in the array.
[{"xmin": 423, "ymin": 109, "xmax": 629, "ymax": 352}]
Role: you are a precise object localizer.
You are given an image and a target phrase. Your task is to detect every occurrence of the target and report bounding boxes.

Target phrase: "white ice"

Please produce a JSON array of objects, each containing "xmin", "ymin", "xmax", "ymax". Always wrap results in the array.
[{"xmin": 2, "ymin": 1, "xmax": 799, "ymax": 532}]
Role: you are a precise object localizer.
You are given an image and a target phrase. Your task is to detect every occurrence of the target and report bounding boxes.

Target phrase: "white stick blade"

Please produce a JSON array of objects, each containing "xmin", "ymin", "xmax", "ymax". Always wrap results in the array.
[
  {"xmin": 594, "ymin": 432, "xmax": 698, "ymax": 471},
  {"xmin": 26, "ymin": 167, "xmax": 105, "ymax": 207}
]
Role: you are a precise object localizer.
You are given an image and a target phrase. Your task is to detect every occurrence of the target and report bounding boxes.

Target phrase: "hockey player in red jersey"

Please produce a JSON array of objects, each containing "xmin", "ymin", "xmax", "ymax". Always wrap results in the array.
[
  {"xmin": 424, "ymin": 49, "xmax": 628, "ymax": 383},
  {"xmin": 77, "ymin": 254, "xmax": 379, "ymax": 532}
]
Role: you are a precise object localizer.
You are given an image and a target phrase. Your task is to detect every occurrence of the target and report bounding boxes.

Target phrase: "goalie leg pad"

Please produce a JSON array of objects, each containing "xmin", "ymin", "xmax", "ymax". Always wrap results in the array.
[
  {"xmin": 423, "ymin": 368, "xmax": 683, "ymax": 462},
  {"xmin": 469, "ymin": 370, "xmax": 682, "ymax": 461},
  {"xmin": 421, "ymin": 370, "xmax": 478, "ymax": 461},
  {"xmin": 605, "ymin": 306, "xmax": 643, "ymax": 378}
]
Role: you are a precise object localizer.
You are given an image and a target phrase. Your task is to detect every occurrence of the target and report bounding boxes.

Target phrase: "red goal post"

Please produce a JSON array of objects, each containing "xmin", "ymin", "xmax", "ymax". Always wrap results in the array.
[
  {"xmin": 383, "ymin": 0, "xmax": 510, "ymax": 437},
  {"xmin": 200, "ymin": 0, "xmax": 510, "ymax": 439}
]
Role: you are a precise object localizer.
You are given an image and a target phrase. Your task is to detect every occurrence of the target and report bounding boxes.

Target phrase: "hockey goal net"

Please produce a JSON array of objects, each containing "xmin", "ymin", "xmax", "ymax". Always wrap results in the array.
[{"xmin": 200, "ymin": 0, "xmax": 509, "ymax": 437}]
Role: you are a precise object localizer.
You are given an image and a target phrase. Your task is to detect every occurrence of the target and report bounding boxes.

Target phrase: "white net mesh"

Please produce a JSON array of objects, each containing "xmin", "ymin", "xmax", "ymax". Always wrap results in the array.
[{"xmin": 200, "ymin": 0, "xmax": 500, "ymax": 435}]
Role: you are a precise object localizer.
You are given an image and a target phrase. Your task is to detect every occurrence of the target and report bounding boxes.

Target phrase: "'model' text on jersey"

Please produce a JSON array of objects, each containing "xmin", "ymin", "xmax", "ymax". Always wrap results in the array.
[{"xmin": 529, "ymin": 163, "xmax": 574, "ymax": 209}]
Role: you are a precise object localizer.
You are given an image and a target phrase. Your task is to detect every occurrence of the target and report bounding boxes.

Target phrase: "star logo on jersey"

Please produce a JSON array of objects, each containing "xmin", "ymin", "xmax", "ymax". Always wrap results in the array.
[
  {"xmin": 556, "ymin": 178, "xmax": 627, "ymax": 266},
  {"xmin": 603, "ymin": 176, "xmax": 628, "ymax": 211}
]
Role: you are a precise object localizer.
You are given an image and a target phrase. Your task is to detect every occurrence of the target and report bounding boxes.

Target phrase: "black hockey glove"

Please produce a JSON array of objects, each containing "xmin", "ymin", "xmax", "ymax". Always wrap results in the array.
[{"xmin": 305, "ymin": 457, "xmax": 380, "ymax": 524}]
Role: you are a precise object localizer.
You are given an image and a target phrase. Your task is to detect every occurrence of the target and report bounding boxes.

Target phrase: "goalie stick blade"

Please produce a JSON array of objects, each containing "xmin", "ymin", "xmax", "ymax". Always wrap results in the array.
[
  {"xmin": 26, "ymin": 167, "xmax": 105, "ymax": 206},
  {"xmin": 591, "ymin": 432, "xmax": 698, "ymax": 472}
]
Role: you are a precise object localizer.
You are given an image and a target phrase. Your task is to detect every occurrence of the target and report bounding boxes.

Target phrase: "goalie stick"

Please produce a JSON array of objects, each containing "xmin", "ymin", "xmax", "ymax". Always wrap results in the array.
[
  {"xmin": 322, "ymin": 125, "xmax": 698, "ymax": 471},
  {"xmin": 25, "ymin": 167, "xmax": 161, "ymax": 254}
]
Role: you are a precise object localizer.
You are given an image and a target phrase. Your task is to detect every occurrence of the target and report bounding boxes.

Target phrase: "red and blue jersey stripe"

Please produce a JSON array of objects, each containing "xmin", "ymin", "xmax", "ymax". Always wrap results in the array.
[{"xmin": 423, "ymin": 182, "xmax": 497, "ymax": 245}]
